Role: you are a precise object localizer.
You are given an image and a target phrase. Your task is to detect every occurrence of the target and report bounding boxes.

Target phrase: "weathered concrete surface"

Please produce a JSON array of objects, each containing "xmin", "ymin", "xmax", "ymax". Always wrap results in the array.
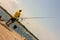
[{"xmin": 0, "ymin": 21, "xmax": 25, "ymax": 40}]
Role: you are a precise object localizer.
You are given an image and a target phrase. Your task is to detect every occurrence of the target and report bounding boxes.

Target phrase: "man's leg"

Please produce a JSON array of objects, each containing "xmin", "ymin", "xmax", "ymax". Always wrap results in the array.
[
  {"xmin": 6, "ymin": 20, "xmax": 13, "ymax": 26},
  {"xmin": 6, "ymin": 18, "xmax": 16, "ymax": 26},
  {"xmin": 6, "ymin": 19, "xmax": 10, "ymax": 25}
]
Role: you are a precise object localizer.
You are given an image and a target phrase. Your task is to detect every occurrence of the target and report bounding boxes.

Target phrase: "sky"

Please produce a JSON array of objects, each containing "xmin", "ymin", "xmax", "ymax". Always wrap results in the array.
[{"xmin": 0, "ymin": 0, "xmax": 60, "ymax": 40}]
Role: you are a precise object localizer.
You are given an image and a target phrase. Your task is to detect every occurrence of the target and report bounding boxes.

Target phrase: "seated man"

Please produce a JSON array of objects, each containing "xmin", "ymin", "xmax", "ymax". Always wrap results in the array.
[{"xmin": 6, "ymin": 10, "xmax": 22, "ymax": 26}]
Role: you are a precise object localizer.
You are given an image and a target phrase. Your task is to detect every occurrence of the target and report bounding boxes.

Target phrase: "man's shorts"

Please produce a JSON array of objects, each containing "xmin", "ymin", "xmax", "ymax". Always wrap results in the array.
[{"xmin": 10, "ymin": 18, "xmax": 16, "ymax": 22}]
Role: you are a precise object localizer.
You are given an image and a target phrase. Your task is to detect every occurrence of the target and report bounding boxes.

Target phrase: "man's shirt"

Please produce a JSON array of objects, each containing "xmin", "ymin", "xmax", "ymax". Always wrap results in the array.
[{"xmin": 13, "ymin": 10, "xmax": 21, "ymax": 19}]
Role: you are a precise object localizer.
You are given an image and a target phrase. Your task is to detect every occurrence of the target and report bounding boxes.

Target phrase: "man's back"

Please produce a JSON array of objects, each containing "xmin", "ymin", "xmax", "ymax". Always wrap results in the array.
[{"xmin": 13, "ymin": 10, "xmax": 21, "ymax": 19}]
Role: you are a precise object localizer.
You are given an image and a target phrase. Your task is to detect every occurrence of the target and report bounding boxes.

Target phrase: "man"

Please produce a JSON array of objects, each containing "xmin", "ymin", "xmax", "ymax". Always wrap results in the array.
[{"xmin": 6, "ymin": 10, "xmax": 22, "ymax": 26}]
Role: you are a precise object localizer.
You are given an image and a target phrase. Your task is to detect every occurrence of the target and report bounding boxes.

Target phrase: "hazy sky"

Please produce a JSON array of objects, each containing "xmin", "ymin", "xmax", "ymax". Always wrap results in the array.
[{"xmin": 0, "ymin": 0, "xmax": 60, "ymax": 40}]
